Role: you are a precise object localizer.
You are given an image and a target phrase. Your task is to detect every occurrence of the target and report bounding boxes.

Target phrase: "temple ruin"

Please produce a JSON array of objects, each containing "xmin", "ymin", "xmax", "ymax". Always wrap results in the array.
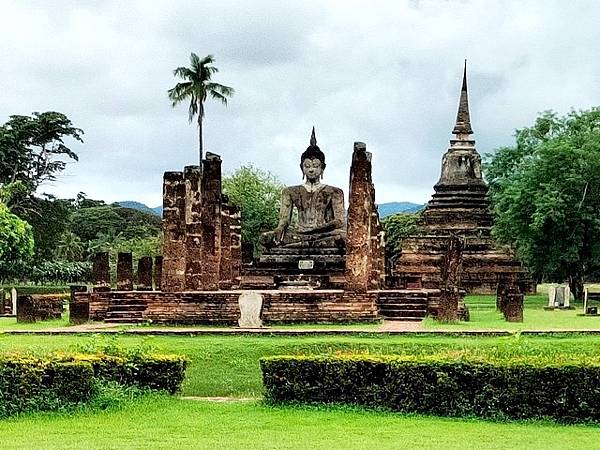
[
  {"xmin": 69, "ymin": 63, "xmax": 528, "ymax": 325},
  {"xmin": 72, "ymin": 137, "xmax": 418, "ymax": 325},
  {"xmin": 391, "ymin": 63, "xmax": 530, "ymax": 295}
]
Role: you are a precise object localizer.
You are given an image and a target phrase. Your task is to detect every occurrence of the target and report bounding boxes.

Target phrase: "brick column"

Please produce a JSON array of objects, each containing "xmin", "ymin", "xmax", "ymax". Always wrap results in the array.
[
  {"xmin": 497, "ymin": 274, "xmax": 523, "ymax": 322},
  {"xmin": 116, "ymin": 252, "xmax": 133, "ymax": 290},
  {"xmin": 345, "ymin": 142, "xmax": 372, "ymax": 292},
  {"xmin": 161, "ymin": 171, "xmax": 186, "ymax": 292},
  {"xmin": 69, "ymin": 285, "xmax": 89, "ymax": 324},
  {"xmin": 92, "ymin": 252, "xmax": 111, "ymax": 292},
  {"xmin": 219, "ymin": 199, "xmax": 233, "ymax": 288},
  {"xmin": 137, "ymin": 256, "xmax": 153, "ymax": 291},
  {"xmin": 16, "ymin": 295, "xmax": 36, "ymax": 323},
  {"xmin": 153, "ymin": 256, "xmax": 163, "ymax": 291},
  {"xmin": 229, "ymin": 205, "xmax": 242, "ymax": 287},
  {"xmin": 368, "ymin": 188, "xmax": 384, "ymax": 290},
  {"xmin": 184, "ymin": 165, "xmax": 203, "ymax": 290},
  {"xmin": 438, "ymin": 236, "xmax": 463, "ymax": 322},
  {"xmin": 200, "ymin": 152, "xmax": 222, "ymax": 290}
]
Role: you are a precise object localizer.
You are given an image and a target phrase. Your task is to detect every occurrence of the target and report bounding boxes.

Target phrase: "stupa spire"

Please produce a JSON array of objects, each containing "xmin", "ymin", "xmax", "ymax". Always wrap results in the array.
[
  {"xmin": 452, "ymin": 60, "xmax": 473, "ymax": 136},
  {"xmin": 310, "ymin": 126, "xmax": 317, "ymax": 146}
]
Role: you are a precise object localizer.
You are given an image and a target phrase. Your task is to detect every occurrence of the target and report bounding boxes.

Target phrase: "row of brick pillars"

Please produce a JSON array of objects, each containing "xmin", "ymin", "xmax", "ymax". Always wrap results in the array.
[
  {"xmin": 93, "ymin": 252, "xmax": 163, "ymax": 291},
  {"xmin": 161, "ymin": 153, "xmax": 242, "ymax": 293}
]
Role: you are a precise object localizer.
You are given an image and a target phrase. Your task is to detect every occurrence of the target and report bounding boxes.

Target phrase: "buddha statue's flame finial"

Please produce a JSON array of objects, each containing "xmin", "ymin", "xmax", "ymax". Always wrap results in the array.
[{"xmin": 310, "ymin": 126, "xmax": 317, "ymax": 147}]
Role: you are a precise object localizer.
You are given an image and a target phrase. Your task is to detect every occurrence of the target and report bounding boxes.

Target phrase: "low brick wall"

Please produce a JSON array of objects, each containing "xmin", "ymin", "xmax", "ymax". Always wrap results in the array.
[
  {"xmin": 17, "ymin": 294, "xmax": 64, "ymax": 323},
  {"xmin": 74, "ymin": 290, "xmax": 380, "ymax": 324}
]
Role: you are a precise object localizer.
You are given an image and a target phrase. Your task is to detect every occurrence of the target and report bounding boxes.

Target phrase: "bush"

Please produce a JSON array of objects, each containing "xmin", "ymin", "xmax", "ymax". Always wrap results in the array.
[
  {"xmin": 0, "ymin": 355, "xmax": 93, "ymax": 417},
  {"xmin": 0, "ymin": 352, "xmax": 188, "ymax": 417},
  {"xmin": 261, "ymin": 354, "xmax": 600, "ymax": 423},
  {"xmin": 69, "ymin": 353, "xmax": 188, "ymax": 394}
]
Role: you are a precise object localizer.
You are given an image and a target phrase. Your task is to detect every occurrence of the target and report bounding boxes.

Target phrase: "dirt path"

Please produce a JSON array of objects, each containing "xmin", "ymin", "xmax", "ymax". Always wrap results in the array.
[{"xmin": 378, "ymin": 320, "xmax": 424, "ymax": 332}]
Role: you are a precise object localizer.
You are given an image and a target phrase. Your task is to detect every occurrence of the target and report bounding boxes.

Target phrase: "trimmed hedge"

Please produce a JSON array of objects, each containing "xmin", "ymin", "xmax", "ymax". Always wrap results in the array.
[
  {"xmin": 67, "ymin": 353, "xmax": 188, "ymax": 394},
  {"xmin": 0, "ymin": 356, "xmax": 94, "ymax": 417},
  {"xmin": 0, "ymin": 352, "xmax": 188, "ymax": 417},
  {"xmin": 261, "ymin": 354, "xmax": 600, "ymax": 422}
]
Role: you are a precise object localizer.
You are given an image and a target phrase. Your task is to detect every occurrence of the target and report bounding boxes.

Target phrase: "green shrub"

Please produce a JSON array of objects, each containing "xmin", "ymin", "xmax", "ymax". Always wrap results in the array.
[
  {"xmin": 261, "ymin": 354, "xmax": 600, "ymax": 423},
  {"xmin": 0, "ymin": 352, "xmax": 188, "ymax": 417},
  {"xmin": 0, "ymin": 355, "xmax": 93, "ymax": 417},
  {"xmin": 70, "ymin": 354, "xmax": 188, "ymax": 394}
]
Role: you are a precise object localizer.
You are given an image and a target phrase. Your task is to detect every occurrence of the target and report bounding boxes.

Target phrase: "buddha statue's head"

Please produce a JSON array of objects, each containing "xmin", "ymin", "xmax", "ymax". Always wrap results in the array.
[{"xmin": 300, "ymin": 127, "xmax": 326, "ymax": 182}]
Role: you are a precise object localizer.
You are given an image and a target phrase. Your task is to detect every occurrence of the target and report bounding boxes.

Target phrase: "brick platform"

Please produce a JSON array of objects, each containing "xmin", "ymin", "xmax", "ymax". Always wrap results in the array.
[{"xmin": 75, "ymin": 289, "xmax": 382, "ymax": 325}]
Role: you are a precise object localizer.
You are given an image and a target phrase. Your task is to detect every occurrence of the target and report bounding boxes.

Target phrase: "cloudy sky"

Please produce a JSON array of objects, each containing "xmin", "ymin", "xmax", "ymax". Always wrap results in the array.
[{"xmin": 2, "ymin": 0, "xmax": 600, "ymax": 207}]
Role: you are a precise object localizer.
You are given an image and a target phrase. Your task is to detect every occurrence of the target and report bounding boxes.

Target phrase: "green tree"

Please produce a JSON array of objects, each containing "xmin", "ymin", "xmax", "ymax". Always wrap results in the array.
[
  {"xmin": 70, "ymin": 205, "xmax": 161, "ymax": 244},
  {"xmin": 18, "ymin": 196, "xmax": 73, "ymax": 260},
  {"xmin": 485, "ymin": 108, "xmax": 600, "ymax": 299},
  {"xmin": 222, "ymin": 165, "xmax": 284, "ymax": 254},
  {"xmin": 168, "ymin": 53, "xmax": 234, "ymax": 163},
  {"xmin": 0, "ymin": 202, "xmax": 34, "ymax": 281},
  {"xmin": 0, "ymin": 112, "xmax": 83, "ymax": 212},
  {"xmin": 54, "ymin": 230, "xmax": 84, "ymax": 261},
  {"xmin": 381, "ymin": 212, "xmax": 421, "ymax": 260}
]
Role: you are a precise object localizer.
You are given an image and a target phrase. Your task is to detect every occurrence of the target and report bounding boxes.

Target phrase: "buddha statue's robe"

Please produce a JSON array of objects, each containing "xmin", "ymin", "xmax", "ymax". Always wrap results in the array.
[{"xmin": 261, "ymin": 183, "xmax": 346, "ymax": 249}]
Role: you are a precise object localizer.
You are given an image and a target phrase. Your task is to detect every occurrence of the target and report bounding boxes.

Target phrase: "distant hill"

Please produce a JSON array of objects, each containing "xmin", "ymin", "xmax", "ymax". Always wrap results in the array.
[
  {"xmin": 119, "ymin": 200, "xmax": 423, "ymax": 219},
  {"xmin": 377, "ymin": 202, "xmax": 424, "ymax": 218},
  {"xmin": 117, "ymin": 201, "xmax": 161, "ymax": 216}
]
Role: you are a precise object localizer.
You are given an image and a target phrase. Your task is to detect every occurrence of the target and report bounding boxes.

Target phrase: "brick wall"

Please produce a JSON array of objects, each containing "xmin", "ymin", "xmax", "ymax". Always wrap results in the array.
[{"xmin": 76, "ymin": 289, "xmax": 380, "ymax": 324}]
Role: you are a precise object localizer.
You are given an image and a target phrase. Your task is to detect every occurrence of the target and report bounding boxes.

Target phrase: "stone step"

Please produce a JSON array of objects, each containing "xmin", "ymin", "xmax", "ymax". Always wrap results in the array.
[
  {"xmin": 376, "ymin": 303, "xmax": 427, "ymax": 310},
  {"xmin": 107, "ymin": 304, "xmax": 147, "ymax": 312},
  {"xmin": 105, "ymin": 311, "xmax": 144, "ymax": 318},
  {"xmin": 379, "ymin": 309, "xmax": 427, "ymax": 318},
  {"xmin": 107, "ymin": 299, "xmax": 149, "ymax": 305}
]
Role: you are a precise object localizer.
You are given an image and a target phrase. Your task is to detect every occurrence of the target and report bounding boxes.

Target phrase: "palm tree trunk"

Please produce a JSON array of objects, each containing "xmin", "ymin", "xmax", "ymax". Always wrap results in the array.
[{"xmin": 198, "ymin": 102, "xmax": 204, "ymax": 164}]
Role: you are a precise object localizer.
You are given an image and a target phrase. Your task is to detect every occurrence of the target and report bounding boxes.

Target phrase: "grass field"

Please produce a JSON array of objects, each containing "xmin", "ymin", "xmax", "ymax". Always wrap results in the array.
[
  {"xmin": 0, "ymin": 333, "xmax": 599, "ymax": 448},
  {"xmin": 0, "ymin": 396, "xmax": 598, "ymax": 450},
  {"xmin": 423, "ymin": 294, "xmax": 600, "ymax": 330}
]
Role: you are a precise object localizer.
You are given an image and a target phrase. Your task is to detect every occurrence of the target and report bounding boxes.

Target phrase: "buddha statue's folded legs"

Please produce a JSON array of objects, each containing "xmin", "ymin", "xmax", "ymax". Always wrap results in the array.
[{"xmin": 261, "ymin": 228, "xmax": 346, "ymax": 250}]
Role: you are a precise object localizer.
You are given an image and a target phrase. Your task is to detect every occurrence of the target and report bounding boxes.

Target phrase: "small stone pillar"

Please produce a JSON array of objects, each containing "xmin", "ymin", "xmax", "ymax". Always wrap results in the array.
[
  {"xmin": 137, "ymin": 256, "xmax": 153, "ymax": 291},
  {"xmin": 437, "ymin": 236, "xmax": 464, "ymax": 322},
  {"xmin": 498, "ymin": 275, "xmax": 523, "ymax": 322},
  {"xmin": 92, "ymin": 252, "xmax": 111, "ymax": 292},
  {"xmin": 345, "ymin": 142, "xmax": 372, "ymax": 292},
  {"xmin": 10, "ymin": 288, "xmax": 17, "ymax": 316},
  {"xmin": 16, "ymin": 295, "xmax": 36, "ymax": 323},
  {"xmin": 153, "ymin": 256, "xmax": 163, "ymax": 291},
  {"xmin": 69, "ymin": 285, "xmax": 89, "ymax": 325},
  {"xmin": 229, "ymin": 205, "xmax": 242, "ymax": 286},
  {"xmin": 184, "ymin": 165, "xmax": 203, "ymax": 290},
  {"xmin": 116, "ymin": 252, "xmax": 133, "ymax": 290},
  {"xmin": 200, "ymin": 153, "xmax": 223, "ymax": 290},
  {"xmin": 162, "ymin": 171, "xmax": 186, "ymax": 292}
]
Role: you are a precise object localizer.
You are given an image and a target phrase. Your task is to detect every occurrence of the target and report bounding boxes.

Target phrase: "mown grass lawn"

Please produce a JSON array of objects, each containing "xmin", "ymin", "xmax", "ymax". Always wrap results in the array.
[
  {"xmin": 423, "ymin": 294, "xmax": 600, "ymax": 330},
  {"xmin": 0, "ymin": 396, "xmax": 598, "ymax": 450}
]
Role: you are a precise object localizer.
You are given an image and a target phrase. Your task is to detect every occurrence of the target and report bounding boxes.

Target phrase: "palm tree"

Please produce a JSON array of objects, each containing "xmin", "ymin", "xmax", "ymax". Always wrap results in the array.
[{"xmin": 168, "ymin": 53, "xmax": 234, "ymax": 163}]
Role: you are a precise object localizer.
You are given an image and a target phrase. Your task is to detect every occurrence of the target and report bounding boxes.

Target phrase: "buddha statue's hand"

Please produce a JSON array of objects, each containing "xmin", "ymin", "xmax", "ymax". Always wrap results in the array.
[{"xmin": 273, "ymin": 225, "xmax": 287, "ymax": 244}]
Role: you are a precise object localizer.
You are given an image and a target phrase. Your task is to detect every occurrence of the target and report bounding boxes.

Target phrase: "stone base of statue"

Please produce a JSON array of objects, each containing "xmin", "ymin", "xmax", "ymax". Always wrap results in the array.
[{"xmin": 257, "ymin": 246, "xmax": 346, "ymax": 271}]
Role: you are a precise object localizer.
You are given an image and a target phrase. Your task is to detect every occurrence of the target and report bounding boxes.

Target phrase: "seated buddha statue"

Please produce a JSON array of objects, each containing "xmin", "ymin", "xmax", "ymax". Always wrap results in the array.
[{"xmin": 260, "ymin": 128, "xmax": 346, "ymax": 250}]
